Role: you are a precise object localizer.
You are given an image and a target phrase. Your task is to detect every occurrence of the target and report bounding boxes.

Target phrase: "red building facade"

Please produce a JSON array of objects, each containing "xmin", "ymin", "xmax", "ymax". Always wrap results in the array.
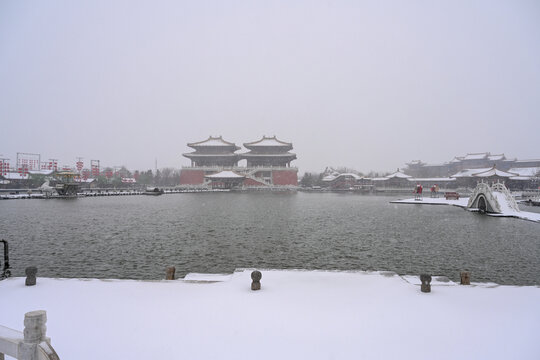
[{"xmin": 180, "ymin": 135, "xmax": 298, "ymax": 187}]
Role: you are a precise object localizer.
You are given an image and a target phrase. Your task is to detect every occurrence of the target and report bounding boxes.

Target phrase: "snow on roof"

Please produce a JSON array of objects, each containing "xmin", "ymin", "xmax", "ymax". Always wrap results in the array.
[
  {"xmin": 2, "ymin": 172, "xmax": 29, "ymax": 180},
  {"xmin": 449, "ymin": 157, "xmax": 464, "ymax": 163},
  {"xmin": 322, "ymin": 173, "xmax": 362, "ymax": 182},
  {"xmin": 508, "ymin": 167, "xmax": 540, "ymax": 177},
  {"xmin": 205, "ymin": 170, "xmax": 245, "ymax": 179},
  {"xmin": 29, "ymin": 169, "xmax": 55, "ymax": 175},
  {"xmin": 384, "ymin": 169, "xmax": 412, "ymax": 179},
  {"xmin": 244, "ymin": 136, "xmax": 292, "ymax": 147},
  {"xmin": 487, "ymin": 154, "xmax": 506, "ymax": 161},
  {"xmin": 451, "ymin": 167, "xmax": 492, "ymax": 178},
  {"xmin": 241, "ymin": 152, "xmax": 296, "ymax": 157},
  {"xmin": 406, "ymin": 177, "xmax": 456, "ymax": 182},
  {"xmin": 462, "ymin": 153, "xmax": 489, "ymax": 160},
  {"xmin": 369, "ymin": 169, "xmax": 412, "ymax": 181},
  {"xmin": 183, "ymin": 153, "xmax": 238, "ymax": 157},
  {"xmin": 188, "ymin": 136, "xmax": 238, "ymax": 147},
  {"xmin": 514, "ymin": 159, "xmax": 540, "ymax": 164},
  {"xmin": 472, "ymin": 167, "xmax": 519, "ymax": 178}
]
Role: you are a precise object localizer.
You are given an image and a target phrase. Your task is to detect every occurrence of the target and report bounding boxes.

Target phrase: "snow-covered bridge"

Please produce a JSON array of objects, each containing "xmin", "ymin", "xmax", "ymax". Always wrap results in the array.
[{"xmin": 467, "ymin": 181, "xmax": 520, "ymax": 214}]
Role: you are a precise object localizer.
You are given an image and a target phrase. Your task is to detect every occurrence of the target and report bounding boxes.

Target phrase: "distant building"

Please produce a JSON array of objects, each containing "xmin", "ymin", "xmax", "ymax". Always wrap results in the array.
[
  {"xmin": 405, "ymin": 152, "xmax": 540, "ymax": 177},
  {"xmin": 241, "ymin": 136, "xmax": 297, "ymax": 167},
  {"xmin": 179, "ymin": 135, "xmax": 298, "ymax": 188},
  {"xmin": 404, "ymin": 152, "xmax": 540, "ymax": 190}
]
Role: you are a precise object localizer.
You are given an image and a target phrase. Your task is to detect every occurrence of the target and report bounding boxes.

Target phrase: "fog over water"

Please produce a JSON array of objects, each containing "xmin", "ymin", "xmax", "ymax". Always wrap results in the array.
[{"xmin": 1, "ymin": 0, "xmax": 539, "ymax": 172}]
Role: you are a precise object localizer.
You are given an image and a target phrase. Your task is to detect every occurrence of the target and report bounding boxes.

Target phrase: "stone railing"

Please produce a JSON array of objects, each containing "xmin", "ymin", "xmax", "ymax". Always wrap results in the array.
[
  {"xmin": 0, "ymin": 310, "xmax": 59, "ymax": 360},
  {"xmin": 491, "ymin": 182, "xmax": 520, "ymax": 212}
]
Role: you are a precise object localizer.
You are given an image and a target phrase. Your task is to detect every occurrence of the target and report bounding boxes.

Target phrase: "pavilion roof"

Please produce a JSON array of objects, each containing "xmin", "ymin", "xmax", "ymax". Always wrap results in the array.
[
  {"xmin": 406, "ymin": 177, "xmax": 456, "ymax": 182},
  {"xmin": 188, "ymin": 136, "xmax": 239, "ymax": 148},
  {"xmin": 508, "ymin": 167, "xmax": 540, "ymax": 177},
  {"xmin": 462, "ymin": 152, "xmax": 489, "ymax": 161},
  {"xmin": 183, "ymin": 153, "xmax": 239, "ymax": 157},
  {"xmin": 240, "ymin": 152, "xmax": 296, "ymax": 157},
  {"xmin": 487, "ymin": 154, "xmax": 506, "ymax": 161},
  {"xmin": 385, "ymin": 169, "xmax": 412, "ymax": 179},
  {"xmin": 471, "ymin": 166, "xmax": 519, "ymax": 178},
  {"xmin": 451, "ymin": 167, "xmax": 492, "ymax": 178},
  {"xmin": 406, "ymin": 160, "xmax": 425, "ymax": 166},
  {"xmin": 449, "ymin": 157, "xmax": 464, "ymax": 163},
  {"xmin": 322, "ymin": 173, "xmax": 362, "ymax": 182},
  {"xmin": 371, "ymin": 169, "xmax": 411, "ymax": 181},
  {"xmin": 244, "ymin": 136, "xmax": 292, "ymax": 147}
]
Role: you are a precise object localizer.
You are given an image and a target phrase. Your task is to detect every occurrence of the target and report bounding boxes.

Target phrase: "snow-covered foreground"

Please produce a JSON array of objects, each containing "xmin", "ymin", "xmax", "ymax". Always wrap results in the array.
[
  {"xmin": 1, "ymin": 270, "xmax": 539, "ymax": 360},
  {"xmin": 391, "ymin": 197, "xmax": 540, "ymax": 222}
]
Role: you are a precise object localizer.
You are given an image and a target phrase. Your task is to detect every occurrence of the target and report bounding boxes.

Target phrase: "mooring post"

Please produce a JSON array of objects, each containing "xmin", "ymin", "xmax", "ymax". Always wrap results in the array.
[
  {"xmin": 18, "ymin": 310, "xmax": 48, "ymax": 360},
  {"xmin": 460, "ymin": 271, "xmax": 471, "ymax": 285},
  {"xmin": 165, "ymin": 266, "xmax": 175, "ymax": 280},
  {"xmin": 251, "ymin": 270, "xmax": 262, "ymax": 291},
  {"xmin": 420, "ymin": 274, "xmax": 431, "ymax": 293},
  {"xmin": 25, "ymin": 267, "xmax": 37, "ymax": 286}
]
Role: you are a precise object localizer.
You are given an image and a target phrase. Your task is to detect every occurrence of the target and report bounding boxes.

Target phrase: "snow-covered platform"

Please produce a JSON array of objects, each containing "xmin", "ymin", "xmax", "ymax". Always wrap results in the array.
[
  {"xmin": 391, "ymin": 197, "xmax": 540, "ymax": 223},
  {"xmin": 1, "ymin": 270, "xmax": 539, "ymax": 360}
]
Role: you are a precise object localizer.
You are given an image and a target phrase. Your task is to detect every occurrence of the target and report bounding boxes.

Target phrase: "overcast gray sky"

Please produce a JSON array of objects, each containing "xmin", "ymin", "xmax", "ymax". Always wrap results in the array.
[{"xmin": 1, "ymin": 0, "xmax": 539, "ymax": 174}]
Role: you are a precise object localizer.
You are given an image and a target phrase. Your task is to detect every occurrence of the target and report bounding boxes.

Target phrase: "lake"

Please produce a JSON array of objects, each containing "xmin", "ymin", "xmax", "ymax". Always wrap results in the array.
[{"xmin": 1, "ymin": 192, "xmax": 539, "ymax": 285}]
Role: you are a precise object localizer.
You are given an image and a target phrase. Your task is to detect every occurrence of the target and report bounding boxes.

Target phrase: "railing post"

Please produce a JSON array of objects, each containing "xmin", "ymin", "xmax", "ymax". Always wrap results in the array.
[{"xmin": 18, "ymin": 311, "xmax": 48, "ymax": 360}]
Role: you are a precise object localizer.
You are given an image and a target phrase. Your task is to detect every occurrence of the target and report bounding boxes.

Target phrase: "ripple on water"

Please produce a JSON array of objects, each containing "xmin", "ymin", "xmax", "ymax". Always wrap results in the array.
[{"xmin": 0, "ymin": 193, "xmax": 539, "ymax": 284}]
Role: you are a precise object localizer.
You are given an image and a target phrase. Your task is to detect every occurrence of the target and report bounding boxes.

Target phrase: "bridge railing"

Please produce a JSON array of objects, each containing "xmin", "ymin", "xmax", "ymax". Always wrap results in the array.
[
  {"xmin": 491, "ymin": 182, "xmax": 520, "ymax": 212},
  {"xmin": 0, "ymin": 310, "xmax": 59, "ymax": 360}
]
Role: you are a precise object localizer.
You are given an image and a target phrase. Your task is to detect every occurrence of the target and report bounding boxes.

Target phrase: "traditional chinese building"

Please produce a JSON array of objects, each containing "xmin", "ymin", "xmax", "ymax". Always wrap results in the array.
[
  {"xmin": 405, "ymin": 152, "xmax": 540, "ymax": 178},
  {"xmin": 241, "ymin": 136, "xmax": 296, "ymax": 167},
  {"xmin": 179, "ymin": 135, "xmax": 298, "ymax": 188},
  {"xmin": 183, "ymin": 136, "xmax": 240, "ymax": 167}
]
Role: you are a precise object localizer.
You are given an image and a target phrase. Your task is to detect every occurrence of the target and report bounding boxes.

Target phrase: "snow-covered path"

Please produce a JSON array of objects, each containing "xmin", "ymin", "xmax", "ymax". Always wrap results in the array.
[{"xmin": 1, "ymin": 270, "xmax": 539, "ymax": 360}]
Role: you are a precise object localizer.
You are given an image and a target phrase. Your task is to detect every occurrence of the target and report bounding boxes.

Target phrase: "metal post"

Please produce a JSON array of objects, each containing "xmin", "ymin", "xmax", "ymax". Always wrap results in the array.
[
  {"xmin": 0, "ymin": 240, "xmax": 9, "ymax": 279},
  {"xmin": 1, "ymin": 240, "xmax": 9, "ymax": 268}
]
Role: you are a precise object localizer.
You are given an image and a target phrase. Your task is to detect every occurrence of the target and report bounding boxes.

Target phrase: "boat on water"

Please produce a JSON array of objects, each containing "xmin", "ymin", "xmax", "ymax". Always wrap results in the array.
[{"xmin": 143, "ymin": 187, "xmax": 164, "ymax": 195}]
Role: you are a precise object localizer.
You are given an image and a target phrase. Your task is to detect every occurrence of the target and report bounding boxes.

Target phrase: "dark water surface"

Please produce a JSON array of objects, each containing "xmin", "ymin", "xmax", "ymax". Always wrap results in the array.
[{"xmin": 1, "ymin": 193, "xmax": 539, "ymax": 285}]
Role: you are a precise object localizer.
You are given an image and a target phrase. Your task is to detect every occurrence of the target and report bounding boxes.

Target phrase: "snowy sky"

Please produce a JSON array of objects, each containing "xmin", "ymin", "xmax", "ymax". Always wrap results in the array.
[{"xmin": 1, "ymin": 0, "xmax": 539, "ymax": 173}]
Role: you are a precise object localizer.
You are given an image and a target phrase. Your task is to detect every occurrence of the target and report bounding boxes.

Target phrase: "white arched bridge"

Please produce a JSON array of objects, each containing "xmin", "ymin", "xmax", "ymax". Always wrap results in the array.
[{"xmin": 467, "ymin": 181, "xmax": 520, "ymax": 214}]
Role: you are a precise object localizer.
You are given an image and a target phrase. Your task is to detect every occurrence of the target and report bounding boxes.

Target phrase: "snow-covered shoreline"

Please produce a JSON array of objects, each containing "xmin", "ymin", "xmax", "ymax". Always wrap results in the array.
[
  {"xmin": 391, "ymin": 197, "xmax": 540, "ymax": 222},
  {"xmin": 1, "ymin": 269, "xmax": 539, "ymax": 360}
]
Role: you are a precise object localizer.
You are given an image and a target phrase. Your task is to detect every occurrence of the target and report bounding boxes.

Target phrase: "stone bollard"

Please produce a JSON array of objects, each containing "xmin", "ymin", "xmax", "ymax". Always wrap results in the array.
[
  {"xmin": 25, "ymin": 267, "xmax": 37, "ymax": 286},
  {"xmin": 165, "ymin": 266, "xmax": 176, "ymax": 280},
  {"xmin": 460, "ymin": 271, "xmax": 471, "ymax": 285},
  {"xmin": 420, "ymin": 274, "xmax": 431, "ymax": 293},
  {"xmin": 18, "ymin": 310, "xmax": 48, "ymax": 360},
  {"xmin": 251, "ymin": 270, "xmax": 262, "ymax": 291}
]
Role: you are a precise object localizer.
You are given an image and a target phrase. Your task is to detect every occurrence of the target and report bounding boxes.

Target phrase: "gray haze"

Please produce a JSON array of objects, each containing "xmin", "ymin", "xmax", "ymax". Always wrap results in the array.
[{"xmin": 1, "ymin": 0, "xmax": 539, "ymax": 173}]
